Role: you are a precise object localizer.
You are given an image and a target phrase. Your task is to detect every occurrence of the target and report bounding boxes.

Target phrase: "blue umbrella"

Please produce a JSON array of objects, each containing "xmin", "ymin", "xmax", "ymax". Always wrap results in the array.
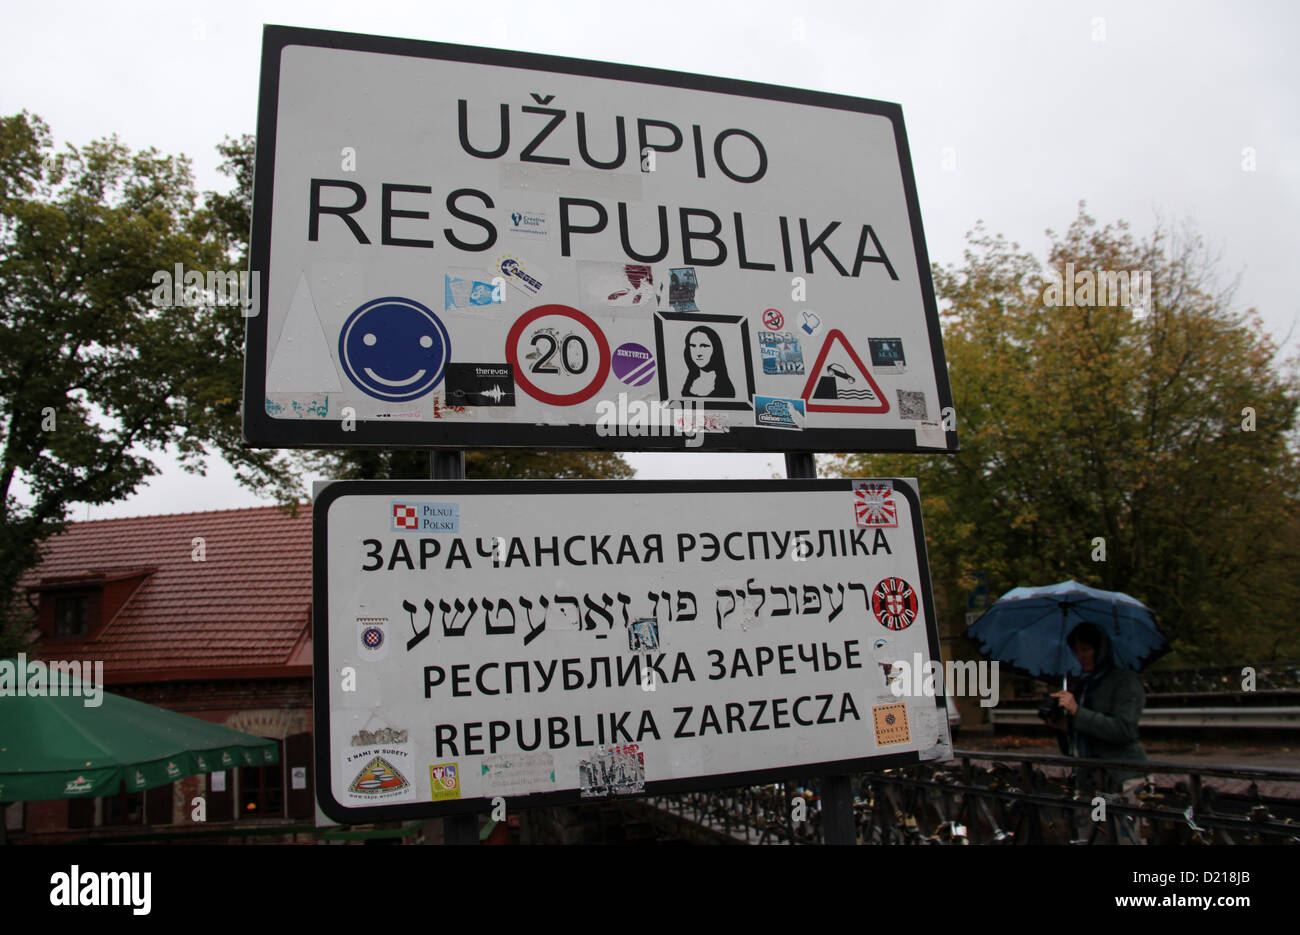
[{"xmin": 965, "ymin": 580, "xmax": 1169, "ymax": 686}]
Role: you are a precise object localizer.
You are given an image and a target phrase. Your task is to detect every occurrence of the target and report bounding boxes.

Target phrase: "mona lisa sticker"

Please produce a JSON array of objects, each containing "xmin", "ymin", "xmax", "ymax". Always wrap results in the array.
[{"xmin": 653, "ymin": 311, "xmax": 756, "ymax": 411}]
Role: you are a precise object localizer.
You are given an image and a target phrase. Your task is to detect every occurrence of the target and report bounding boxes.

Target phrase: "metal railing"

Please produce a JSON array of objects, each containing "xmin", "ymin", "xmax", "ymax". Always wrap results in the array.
[
  {"xmin": 991, "ymin": 706, "xmax": 1300, "ymax": 729},
  {"xmin": 649, "ymin": 750, "xmax": 1300, "ymax": 845}
]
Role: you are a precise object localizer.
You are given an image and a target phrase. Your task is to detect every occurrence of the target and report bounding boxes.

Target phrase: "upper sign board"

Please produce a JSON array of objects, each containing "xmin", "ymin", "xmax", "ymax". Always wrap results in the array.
[
  {"xmin": 246, "ymin": 26, "xmax": 955, "ymax": 452},
  {"xmin": 314, "ymin": 478, "xmax": 951, "ymax": 822}
]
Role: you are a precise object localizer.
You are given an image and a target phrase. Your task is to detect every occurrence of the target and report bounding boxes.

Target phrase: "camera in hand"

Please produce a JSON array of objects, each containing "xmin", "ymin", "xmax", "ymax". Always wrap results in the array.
[{"xmin": 1037, "ymin": 694, "xmax": 1064, "ymax": 722}]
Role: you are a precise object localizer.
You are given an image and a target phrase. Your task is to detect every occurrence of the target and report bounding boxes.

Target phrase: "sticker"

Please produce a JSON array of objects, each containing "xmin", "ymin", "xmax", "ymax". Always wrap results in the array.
[
  {"xmin": 761, "ymin": 308, "xmax": 784, "ymax": 330},
  {"xmin": 868, "ymin": 337, "xmax": 907, "ymax": 372},
  {"xmin": 497, "ymin": 255, "xmax": 547, "ymax": 297},
  {"xmin": 755, "ymin": 396, "xmax": 806, "ymax": 430},
  {"xmin": 697, "ymin": 412, "xmax": 733, "ymax": 433},
  {"xmin": 505, "ymin": 209, "xmax": 549, "ymax": 239},
  {"xmin": 915, "ymin": 421, "xmax": 946, "ymax": 448},
  {"xmin": 798, "ymin": 309, "xmax": 822, "ymax": 336},
  {"xmin": 266, "ymin": 272, "xmax": 341, "ymax": 394},
  {"xmin": 445, "ymin": 363, "xmax": 516, "ymax": 406},
  {"xmin": 291, "ymin": 767, "xmax": 307, "ymax": 790},
  {"xmin": 668, "ymin": 267, "xmax": 699, "ymax": 311},
  {"xmin": 872, "ymin": 577, "xmax": 919, "ymax": 631},
  {"xmin": 444, "ymin": 271, "xmax": 503, "ymax": 310},
  {"xmin": 878, "ymin": 662, "xmax": 904, "ymax": 691},
  {"xmin": 897, "ymin": 389, "xmax": 928, "ymax": 421},
  {"xmin": 373, "ymin": 406, "xmax": 423, "ymax": 420},
  {"xmin": 654, "ymin": 312, "xmax": 756, "ymax": 410},
  {"xmin": 347, "ymin": 755, "xmax": 411, "ymax": 800},
  {"xmin": 431, "ymin": 394, "xmax": 468, "ymax": 420},
  {"xmin": 265, "ymin": 394, "xmax": 330, "ymax": 419},
  {"xmin": 352, "ymin": 727, "xmax": 408, "ymax": 745},
  {"xmin": 605, "ymin": 264, "xmax": 655, "ymax": 307},
  {"xmin": 506, "ymin": 305, "xmax": 612, "ymax": 406},
  {"xmin": 800, "ymin": 330, "xmax": 889, "ymax": 413},
  {"xmin": 628, "ymin": 617, "xmax": 660, "ymax": 651},
  {"xmin": 391, "ymin": 501, "xmax": 459, "ymax": 533},
  {"xmin": 612, "ymin": 342, "xmax": 656, "ymax": 387},
  {"xmin": 873, "ymin": 638, "xmax": 888, "ymax": 650},
  {"xmin": 578, "ymin": 261, "xmax": 658, "ymax": 310},
  {"xmin": 481, "ymin": 752, "xmax": 556, "ymax": 797},
  {"xmin": 579, "ymin": 745, "xmax": 645, "ymax": 798},
  {"xmin": 873, "ymin": 702, "xmax": 911, "ymax": 746},
  {"xmin": 338, "ymin": 297, "xmax": 450, "ymax": 402},
  {"xmin": 357, "ymin": 615, "xmax": 389, "ymax": 661},
  {"xmin": 759, "ymin": 331, "xmax": 805, "ymax": 375},
  {"xmin": 852, "ymin": 480, "xmax": 898, "ymax": 528},
  {"xmin": 428, "ymin": 762, "xmax": 461, "ymax": 802}
]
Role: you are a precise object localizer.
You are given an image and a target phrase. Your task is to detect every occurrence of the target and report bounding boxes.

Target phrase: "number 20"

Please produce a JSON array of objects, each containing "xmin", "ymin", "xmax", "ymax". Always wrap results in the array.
[{"xmin": 530, "ymin": 333, "xmax": 589, "ymax": 375}]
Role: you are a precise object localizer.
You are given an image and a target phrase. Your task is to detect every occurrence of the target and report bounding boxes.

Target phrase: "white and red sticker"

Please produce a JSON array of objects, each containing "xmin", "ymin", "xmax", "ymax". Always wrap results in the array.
[
  {"xmin": 762, "ymin": 307, "xmax": 784, "ymax": 330},
  {"xmin": 505, "ymin": 304, "xmax": 611, "ymax": 406},
  {"xmin": 853, "ymin": 480, "xmax": 898, "ymax": 528},
  {"xmin": 871, "ymin": 577, "xmax": 918, "ymax": 631},
  {"xmin": 356, "ymin": 615, "xmax": 389, "ymax": 661}
]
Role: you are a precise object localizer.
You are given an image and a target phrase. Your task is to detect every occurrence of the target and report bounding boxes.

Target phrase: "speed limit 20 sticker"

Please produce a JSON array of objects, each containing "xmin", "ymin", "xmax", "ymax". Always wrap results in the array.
[
  {"xmin": 506, "ymin": 305, "xmax": 611, "ymax": 406},
  {"xmin": 872, "ymin": 577, "xmax": 918, "ymax": 631}
]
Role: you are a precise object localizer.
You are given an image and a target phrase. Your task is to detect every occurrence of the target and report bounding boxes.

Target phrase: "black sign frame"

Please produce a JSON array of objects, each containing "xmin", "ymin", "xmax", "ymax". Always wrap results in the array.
[{"xmin": 245, "ymin": 25, "xmax": 956, "ymax": 453}]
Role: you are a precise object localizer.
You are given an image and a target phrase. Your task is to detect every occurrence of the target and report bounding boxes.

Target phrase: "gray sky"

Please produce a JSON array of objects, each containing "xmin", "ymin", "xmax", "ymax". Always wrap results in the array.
[{"xmin": 5, "ymin": 0, "xmax": 1297, "ymax": 518}]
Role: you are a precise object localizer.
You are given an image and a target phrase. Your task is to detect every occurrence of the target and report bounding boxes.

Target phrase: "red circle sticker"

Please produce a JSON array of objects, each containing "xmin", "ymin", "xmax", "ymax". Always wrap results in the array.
[
  {"xmin": 762, "ymin": 308, "xmax": 784, "ymax": 330},
  {"xmin": 872, "ymin": 577, "xmax": 918, "ymax": 631},
  {"xmin": 506, "ymin": 304, "xmax": 612, "ymax": 406}
]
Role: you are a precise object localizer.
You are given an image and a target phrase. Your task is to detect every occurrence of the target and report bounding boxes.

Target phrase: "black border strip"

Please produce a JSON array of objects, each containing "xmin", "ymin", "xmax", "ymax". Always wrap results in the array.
[
  {"xmin": 246, "ymin": 25, "xmax": 957, "ymax": 454},
  {"xmin": 313, "ymin": 477, "xmax": 947, "ymax": 823}
]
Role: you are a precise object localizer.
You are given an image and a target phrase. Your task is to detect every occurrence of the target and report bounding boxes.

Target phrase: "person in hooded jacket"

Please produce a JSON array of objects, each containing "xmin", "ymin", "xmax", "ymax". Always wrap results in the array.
[{"xmin": 1048, "ymin": 621, "xmax": 1149, "ymax": 784}]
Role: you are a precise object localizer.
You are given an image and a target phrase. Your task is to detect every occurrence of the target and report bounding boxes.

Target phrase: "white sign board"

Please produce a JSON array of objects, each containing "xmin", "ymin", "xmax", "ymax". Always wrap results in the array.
[
  {"xmin": 314, "ymin": 478, "xmax": 951, "ymax": 822},
  {"xmin": 246, "ymin": 26, "xmax": 955, "ymax": 453}
]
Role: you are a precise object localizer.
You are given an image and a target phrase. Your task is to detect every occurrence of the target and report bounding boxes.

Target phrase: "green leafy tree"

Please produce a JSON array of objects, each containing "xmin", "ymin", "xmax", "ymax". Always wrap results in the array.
[
  {"xmin": 319, "ymin": 449, "xmax": 633, "ymax": 480},
  {"xmin": 0, "ymin": 114, "xmax": 302, "ymax": 653},
  {"xmin": 833, "ymin": 206, "xmax": 1300, "ymax": 665}
]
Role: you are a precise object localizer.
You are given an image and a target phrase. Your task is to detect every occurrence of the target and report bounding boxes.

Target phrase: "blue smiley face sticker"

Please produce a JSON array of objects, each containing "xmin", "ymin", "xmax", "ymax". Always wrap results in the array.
[{"xmin": 339, "ymin": 297, "xmax": 450, "ymax": 401}]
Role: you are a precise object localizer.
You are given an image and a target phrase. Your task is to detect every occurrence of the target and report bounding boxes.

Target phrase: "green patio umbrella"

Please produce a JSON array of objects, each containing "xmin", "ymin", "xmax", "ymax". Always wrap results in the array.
[{"xmin": 0, "ymin": 658, "xmax": 279, "ymax": 803}]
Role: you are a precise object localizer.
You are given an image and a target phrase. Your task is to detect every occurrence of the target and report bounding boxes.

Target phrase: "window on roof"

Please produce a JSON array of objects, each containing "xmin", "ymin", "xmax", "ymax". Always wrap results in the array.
[{"xmin": 55, "ymin": 595, "xmax": 88, "ymax": 637}]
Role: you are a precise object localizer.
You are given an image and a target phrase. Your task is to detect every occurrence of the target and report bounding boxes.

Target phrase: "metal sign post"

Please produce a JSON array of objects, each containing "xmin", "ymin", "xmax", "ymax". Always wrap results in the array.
[{"xmin": 785, "ymin": 451, "xmax": 856, "ymax": 844}]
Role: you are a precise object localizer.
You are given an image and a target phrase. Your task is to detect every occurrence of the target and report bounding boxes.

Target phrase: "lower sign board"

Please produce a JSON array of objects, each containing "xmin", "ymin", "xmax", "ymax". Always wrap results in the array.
[{"xmin": 314, "ymin": 478, "xmax": 951, "ymax": 821}]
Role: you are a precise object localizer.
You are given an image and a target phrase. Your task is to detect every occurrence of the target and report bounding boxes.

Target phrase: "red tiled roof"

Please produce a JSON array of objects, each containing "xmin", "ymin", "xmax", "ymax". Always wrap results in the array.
[{"xmin": 19, "ymin": 505, "xmax": 312, "ymax": 682}]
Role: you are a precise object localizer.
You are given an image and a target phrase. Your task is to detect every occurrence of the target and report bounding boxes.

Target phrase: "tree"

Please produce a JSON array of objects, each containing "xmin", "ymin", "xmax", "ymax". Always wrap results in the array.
[
  {"xmin": 0, "ymin": 114, "xmax": 303, "ymax": 652},
  {"xmin": 318, "ymin": 449, "xmax": 633, "ymax": 481},
  {"xmin": 833, "ymin": 206, "xmax": 1300, "ymax": 666}
]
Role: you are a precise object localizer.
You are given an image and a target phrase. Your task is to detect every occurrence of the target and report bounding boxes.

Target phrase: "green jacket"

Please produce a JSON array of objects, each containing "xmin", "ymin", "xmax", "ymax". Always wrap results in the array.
[{"xmin": 1070, "ymin": 664, "xmax": 1148, "ymax": 783}]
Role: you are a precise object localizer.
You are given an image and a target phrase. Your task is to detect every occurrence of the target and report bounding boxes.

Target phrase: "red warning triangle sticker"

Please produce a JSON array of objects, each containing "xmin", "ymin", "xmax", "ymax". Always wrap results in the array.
[{"xmin": 800, "ymin": 330, "xmax": 890, "ymax": 413}]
